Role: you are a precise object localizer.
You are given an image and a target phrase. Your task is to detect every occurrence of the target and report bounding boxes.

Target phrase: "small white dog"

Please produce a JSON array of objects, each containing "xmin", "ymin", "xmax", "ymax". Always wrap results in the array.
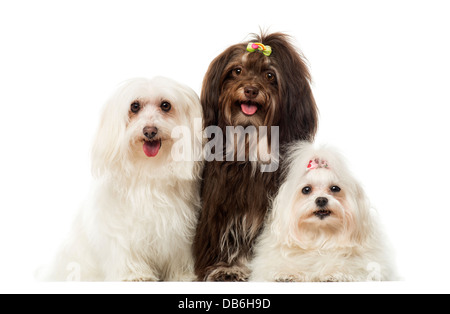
[
  {"xmin": 250, "ymin": 141, "xmax": 396, "ymax": 282},
  {"xmin": 43, "ymin": 77, "xmax": 203, "ymax": 281}
]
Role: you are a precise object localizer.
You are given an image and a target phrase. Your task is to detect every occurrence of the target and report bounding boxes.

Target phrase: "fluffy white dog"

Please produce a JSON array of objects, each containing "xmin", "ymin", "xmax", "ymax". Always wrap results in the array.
[
  {"xmin": 250, "ymin": 142, "xmax": 396, "ymax": 282},
  {"xmin": 43, "ymin": 77, "xmax": 203, "ymax": 281}
]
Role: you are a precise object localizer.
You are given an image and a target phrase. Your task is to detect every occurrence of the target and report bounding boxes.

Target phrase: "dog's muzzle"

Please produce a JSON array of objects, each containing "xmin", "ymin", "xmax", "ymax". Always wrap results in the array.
[{"xmin": 314, "ymin": 197, "xmax": 332, "ymax": 220}]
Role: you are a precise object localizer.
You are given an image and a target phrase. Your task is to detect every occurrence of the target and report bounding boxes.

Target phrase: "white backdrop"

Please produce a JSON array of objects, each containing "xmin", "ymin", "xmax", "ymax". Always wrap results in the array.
[{"xmin": 1, "ymin": 0, "xmax": 449, "ymax": 293}]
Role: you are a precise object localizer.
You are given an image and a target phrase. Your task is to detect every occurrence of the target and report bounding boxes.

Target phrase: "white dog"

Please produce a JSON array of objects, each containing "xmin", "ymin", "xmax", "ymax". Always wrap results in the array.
[
  {"xmin": 43, "ymin": 77, "xmax": 203, "ymax": 281},
  {"xmin": 250, "ymin": 142, "xmax": 396, "ymax": 282}
]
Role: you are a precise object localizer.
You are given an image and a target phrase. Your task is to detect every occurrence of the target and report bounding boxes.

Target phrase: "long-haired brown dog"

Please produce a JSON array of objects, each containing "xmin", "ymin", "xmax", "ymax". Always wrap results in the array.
[{"xmin": 194, "ymin": 32, "xmax": 318, "ymax": 281}]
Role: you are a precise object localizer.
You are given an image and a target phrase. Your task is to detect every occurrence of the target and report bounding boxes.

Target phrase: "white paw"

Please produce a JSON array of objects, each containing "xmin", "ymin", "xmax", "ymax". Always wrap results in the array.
[
  {"xmin": 274, "ymin": 274, "xmax": 304, "ymax": 282},
  {"xmin": 321, "ymin": 273, "xmax": 356, "ymax": 282}
]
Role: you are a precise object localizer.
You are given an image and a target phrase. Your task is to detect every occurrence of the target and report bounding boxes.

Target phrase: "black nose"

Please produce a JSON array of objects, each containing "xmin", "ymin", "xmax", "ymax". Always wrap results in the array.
[
  {"xmin": 143, "ymin": 126, "xmax": 158, "ymax": 140},
  {"xmin": 316, "ymin": 197, "xmax": 329, "ymax": 208},
  {"xmin": 244, "ymin": 86, "xmax": 259, "ymax": 99}
]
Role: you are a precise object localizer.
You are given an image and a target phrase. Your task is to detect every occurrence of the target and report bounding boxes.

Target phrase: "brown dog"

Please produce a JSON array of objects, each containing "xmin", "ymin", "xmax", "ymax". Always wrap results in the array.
[{"xmin": 194, "ymin": 32, "xmax": 318, "ymax": 281}]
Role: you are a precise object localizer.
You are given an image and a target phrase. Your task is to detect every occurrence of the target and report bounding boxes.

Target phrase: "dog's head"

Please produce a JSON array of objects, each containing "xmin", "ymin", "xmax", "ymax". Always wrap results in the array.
[
  {"xmin": 201, "ymin": 32, "xmax": 318, "ymax": 143},
  {"xmin": 271, "ymin": 142, "xmax": 372, "ymax": 250},
  {"xmin": 92, "ymin": 77, "xmax": 203, "ymax": 179}
]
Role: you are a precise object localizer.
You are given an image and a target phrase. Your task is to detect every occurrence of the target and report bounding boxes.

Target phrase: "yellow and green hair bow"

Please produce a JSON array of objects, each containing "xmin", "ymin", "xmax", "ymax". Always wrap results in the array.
[{"xmin": 246, "ymin": 42, "xmax": 272, "ymax": 57}]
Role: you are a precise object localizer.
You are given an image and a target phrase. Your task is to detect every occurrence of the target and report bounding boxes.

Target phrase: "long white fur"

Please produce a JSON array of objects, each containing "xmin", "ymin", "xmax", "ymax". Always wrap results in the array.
[
  {"xmin": 42, "ymin": 77, "xmax": 203, "ymax": 281},
  {"xmin": 250, "ymin": 141, "xmax": 396, "ymax": 282}
]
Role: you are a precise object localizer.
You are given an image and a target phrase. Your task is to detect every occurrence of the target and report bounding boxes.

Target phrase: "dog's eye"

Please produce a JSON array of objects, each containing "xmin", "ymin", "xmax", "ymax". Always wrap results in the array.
[
  {"xmin": 161, "ymin": 101, "xmax": 172, "ymax": 112},
  {"xmin": 265, "ymin": 72, "xmax": 276, "ymax": 82},
  {"xmin": 233, "ymin": 68, "xmax": 242, "ymax": 76},
  {"xmin": 302, "ymin": 186, "xmax": 312, "ymax": 195},
  {"xmin": 330, "ymin": 186, "xmax": 341, "ymax": 193},
  {"xmin": 130, "ymin": 102, "xmax": 141, "ymax": 113}
]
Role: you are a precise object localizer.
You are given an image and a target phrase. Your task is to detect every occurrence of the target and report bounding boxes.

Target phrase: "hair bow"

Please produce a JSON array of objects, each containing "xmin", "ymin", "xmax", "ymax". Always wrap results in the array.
[
  {"xmin": 247, "ymin": 42, "xmax": 272, "ymax": 57},
  {"xmin": 307, "ymin": 159, "xmax": 330, "ymax": 171}
]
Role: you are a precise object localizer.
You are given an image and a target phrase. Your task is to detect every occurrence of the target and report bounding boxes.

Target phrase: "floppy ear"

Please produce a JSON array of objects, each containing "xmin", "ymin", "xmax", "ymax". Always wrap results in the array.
[
  {"xmin": 91, "ymin": 85, "xmax": 130, "ymax": 177},
  {"xmin": 279, "ymin": 47, "xmax": 318, "ymax": 143},
  {"xmin": 280, "ymin": 76, "xmax": 318, "ymax": 143},
  {"xmin": 259, "ymin": 33, "xmax": 318, "ymax": 144},
  {"xmin": 201, "ymin": 45, "xmax": 243, "ymax": 128},
  {"xmin": 173, "ymin": 82, "xmax": 205, "ymax": 180},
  {"xmin": 351, "ymin": 181, "xmax": 375, "ymax": 241}
]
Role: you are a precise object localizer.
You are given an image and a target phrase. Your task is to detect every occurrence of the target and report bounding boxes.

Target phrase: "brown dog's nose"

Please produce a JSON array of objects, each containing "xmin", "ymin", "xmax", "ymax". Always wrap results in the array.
[
  {"xmin": 143, "ymin": 126, "xmax": 158, "ymax": 140},
  {"xmin": 244, "ymin": 86, "xmax": 259, "ymax": 99}
]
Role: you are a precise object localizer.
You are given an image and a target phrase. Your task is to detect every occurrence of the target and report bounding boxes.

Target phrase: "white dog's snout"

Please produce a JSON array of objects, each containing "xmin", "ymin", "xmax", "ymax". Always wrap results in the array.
[{"xmin": 128, "ymin": 104, "xmax": 168, "ymax": 142}]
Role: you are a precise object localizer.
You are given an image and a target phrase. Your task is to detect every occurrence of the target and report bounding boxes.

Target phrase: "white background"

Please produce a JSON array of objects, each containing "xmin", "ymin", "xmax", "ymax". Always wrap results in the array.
[{"xmin": 1, "ymin": 0, "xmax": 449, "ymax": 293}]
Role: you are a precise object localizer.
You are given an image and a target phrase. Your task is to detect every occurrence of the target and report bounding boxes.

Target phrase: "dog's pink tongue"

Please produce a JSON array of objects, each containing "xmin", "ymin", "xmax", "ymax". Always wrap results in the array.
[
  {"xmin": 143, "ymin": 141, "xmax": 161, "ymax": 157},
  {"xmin": 241, "ymin": 103, "xmax": 258, "ymax": 116}
]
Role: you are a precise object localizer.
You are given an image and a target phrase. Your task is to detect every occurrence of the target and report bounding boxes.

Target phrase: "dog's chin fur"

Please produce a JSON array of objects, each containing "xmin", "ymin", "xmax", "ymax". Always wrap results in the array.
[
  {"xmin": 41, "ymin": 77, "xmax": 204, "ymax": 282},
  {"xmin": 250, "ymin": 141, "xmax": 397, "ymax": 282},
  {"xmin": 194, "ymin": 32, "xmax": 318, "ymax": 281}
]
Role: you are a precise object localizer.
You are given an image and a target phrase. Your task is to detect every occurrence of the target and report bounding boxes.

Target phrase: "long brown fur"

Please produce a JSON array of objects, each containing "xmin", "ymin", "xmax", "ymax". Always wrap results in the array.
[{"xmin": 194, "ymin": 32, "xmax": 318, "ymax": 281}]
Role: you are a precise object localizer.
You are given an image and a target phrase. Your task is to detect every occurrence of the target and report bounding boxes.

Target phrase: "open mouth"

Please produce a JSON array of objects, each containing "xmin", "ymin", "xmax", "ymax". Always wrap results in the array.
[
  {"xmin": 143, "ymin": 139, "xmax": 162, "ymax": 157},
  {"xmin": 239, "ymin": 101, "xmax": 260, "ymax": 116},
  {"xmin": 314, "ymin": 209, "xmax": 332, "ymax": 220}
]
